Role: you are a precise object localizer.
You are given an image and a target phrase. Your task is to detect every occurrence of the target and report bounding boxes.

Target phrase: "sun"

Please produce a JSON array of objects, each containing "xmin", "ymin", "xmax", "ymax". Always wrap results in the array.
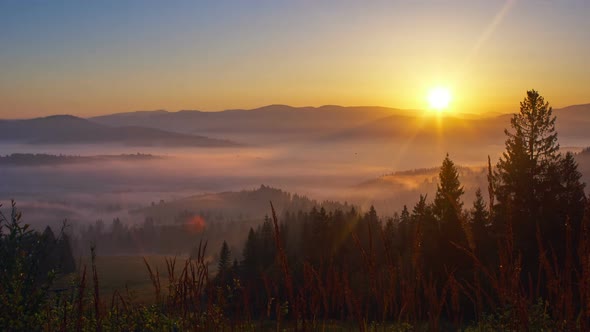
[{"xmin": 427, "ymin": 87, "xmax": 452, "ymax": 111}]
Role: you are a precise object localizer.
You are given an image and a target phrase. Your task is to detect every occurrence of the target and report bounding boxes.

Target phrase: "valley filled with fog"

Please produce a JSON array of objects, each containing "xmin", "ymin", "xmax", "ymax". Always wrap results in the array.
[
  {"xmin": 0, "ymin": 141, "xmax": 499, "ymax": 228},
  {"xmin": 2, "ymin": 105, "xmax": 590, "ymax": 255}
]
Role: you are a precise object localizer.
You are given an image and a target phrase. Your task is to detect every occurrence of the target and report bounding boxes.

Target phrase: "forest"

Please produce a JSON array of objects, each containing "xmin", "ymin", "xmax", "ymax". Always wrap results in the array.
[{"xmin": 1, "ymin": 90, "xmax": 589, "ymax": 331}]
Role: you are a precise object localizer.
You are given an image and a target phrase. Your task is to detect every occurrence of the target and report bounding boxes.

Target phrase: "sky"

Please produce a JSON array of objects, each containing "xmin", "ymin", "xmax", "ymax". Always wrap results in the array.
[{"xmin": 1, "ymin": 0, "xmax": 589, "ymax": 119}]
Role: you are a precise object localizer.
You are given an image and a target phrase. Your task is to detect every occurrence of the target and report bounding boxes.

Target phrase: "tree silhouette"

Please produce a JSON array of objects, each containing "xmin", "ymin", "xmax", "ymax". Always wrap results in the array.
[
  {"xmin": 432, "ymin": 154, "xmax": 469, "ymax": 273},
  {"xmin": 496, "ymin": 89, "xmax": 559, "ymax": 220},
  {"xmin": 217, "ymin": 241, "xmax": 231, "ymax": 283},
  {"xmin": 471, "ymin": 188, "xmax": 490, "ymax": 261},
  {"xmin": 494, "ymin": 89, "xmax": 586, "ymax": 278},
  {"xmin": 433, "ymin": 154, "xmax": 464, "ymax": 225}
]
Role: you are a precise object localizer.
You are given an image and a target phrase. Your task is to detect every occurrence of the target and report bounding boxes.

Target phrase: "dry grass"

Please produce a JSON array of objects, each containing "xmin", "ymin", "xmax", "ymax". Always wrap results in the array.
[{"xmin": 27, "ymin": 200, "xmax": 590, "ymax": 331}]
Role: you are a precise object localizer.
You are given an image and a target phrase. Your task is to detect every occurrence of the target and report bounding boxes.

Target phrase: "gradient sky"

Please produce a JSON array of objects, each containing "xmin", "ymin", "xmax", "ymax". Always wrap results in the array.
[{"xmin": 1, "ymin": 0, "xmax": 589, "ymax": 118}]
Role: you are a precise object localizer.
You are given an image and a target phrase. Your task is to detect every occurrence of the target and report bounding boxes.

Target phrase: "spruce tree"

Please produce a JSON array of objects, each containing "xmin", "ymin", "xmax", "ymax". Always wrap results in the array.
[
  {"xmin": 471, "ymin": 188, "xmax": 490, "ymax": 260},
  {"xmin": 557, "ymin": 152, "xmax": 586, "ymax": 221},
  {"xmin": 494, "ymin": 89, "xmax": 586, "ymax": 276},
  {"xmin": 471, "ymin": 189, "xmax": 488, "ymax": 228},
  {"xmin": 433, "ymin": 154, "xmax": 465, "ymax": 226},
  {"xmin": 241, "ymin": 228, "xmax": 258, "ymax": 279},
  {"xmin": 495, "ymin": 89, "xmax": 560, "ymax": 220},
  {"xmin": 432, "ymin": 154, "xmax": 469, "ymax": 272},
  {"xmin": 217, "ymin": 241, "xmax": 231, "ymax": 280}
]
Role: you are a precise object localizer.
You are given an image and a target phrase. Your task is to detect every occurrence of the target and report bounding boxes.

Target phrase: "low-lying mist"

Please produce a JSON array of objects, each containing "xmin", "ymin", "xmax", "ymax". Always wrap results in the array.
[{"xmin": 2, "ymin": 137, "xmax": 589, "ymax": 256}]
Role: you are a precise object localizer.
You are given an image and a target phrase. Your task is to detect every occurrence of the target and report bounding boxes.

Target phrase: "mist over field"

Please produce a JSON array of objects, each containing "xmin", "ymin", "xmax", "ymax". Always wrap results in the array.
[
  {"xmin": 2, "ymin": 104, "xmax": 590, "ymax": 241},
  {"xmin": 0, "ymin": 135, "xmax": 494, "ymax": 228}
]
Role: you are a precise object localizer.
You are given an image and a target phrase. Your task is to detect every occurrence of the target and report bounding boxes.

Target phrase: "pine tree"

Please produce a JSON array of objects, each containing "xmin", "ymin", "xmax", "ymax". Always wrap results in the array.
[
  {"xmin": 433, "ymin": 154, "xmax": 465, "ymax": 226},
  {"xmin": 412, "ymin": 194, "xmax": 440, "ymax": 272},
  {"xmin": 58, "ymin": 233, "xmax": 76, "ymax": 274},
  {"xmin": 471, "ymin": 188, "xmax": 488, "ymax": 229},
  {"xmin": 432, "ymin": 154, "xmax": 469, "ymax": 272},
  {"xmin": 259, "ymin": 217, "xmax": 275, "ymax": 269},
  {"xmin": 217, "ymin": 241, "xmax": 231, "ymax": 279},
  {"xmin": 412, "ymin": 195, "xmax": 431, "ymax": 224},
  {"xmin": 241, "ymin": 228, "xmax": 258, "ymax": 278},
  {"xmin": 495, "ymin": 90, "xmax": 559, "ymax": 218},
  {"xmin": 494, "ymin": 89, "xmax": 586, "ymax": 277},
  {"xmin": 397, "ymin": 205, "xmax": 412, "ymax": 255},
  {"xmin": 471, "ymin": 188, "xmax": 490, "ymax": 260},
  {"xmin": 383, "ymin": 217, "xmax": 395, "ymax": 241},
  {"xmin": 557, "ymin": 152, "xmax": 586, "ymax": 220},
  {"xmin": 400, "ymin": 205, "xmax": 410, "ymax": 224},
  {"xmin": 383, "ymin": 217, "xmax": 396, "ymax": 259}
]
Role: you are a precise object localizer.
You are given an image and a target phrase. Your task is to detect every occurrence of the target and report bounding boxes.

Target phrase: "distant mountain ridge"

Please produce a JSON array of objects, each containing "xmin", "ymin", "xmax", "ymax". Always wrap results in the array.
[
  {"xmin": 2, "ymin": 103, "xmax": 588, "ymax": 147},
  {"xmin": 88, "ymin": 104, "xmax": 590, "ymax": 145},
  {"xmin": 0, "ymin": 115, "xmax": 238, "ymax": 147},
  {"xmin": 0, "ymin": 153, "xmax": 163, "ymax": 166},
  {"xmin": 90, "ymin": 105, "xmax": 406, "ymax": 143}
]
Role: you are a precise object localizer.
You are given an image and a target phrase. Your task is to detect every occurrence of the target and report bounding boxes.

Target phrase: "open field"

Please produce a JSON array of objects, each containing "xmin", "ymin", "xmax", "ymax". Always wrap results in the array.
[{"xmin": 54, "ymin": 255, "xmax": 214, "ymax": 304}]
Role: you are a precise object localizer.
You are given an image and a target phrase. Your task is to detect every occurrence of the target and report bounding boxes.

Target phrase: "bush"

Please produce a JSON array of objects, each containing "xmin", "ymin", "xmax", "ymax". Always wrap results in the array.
[{"xmin": 0, "ymin": 201, "xmax": 69, "ymax": 331}]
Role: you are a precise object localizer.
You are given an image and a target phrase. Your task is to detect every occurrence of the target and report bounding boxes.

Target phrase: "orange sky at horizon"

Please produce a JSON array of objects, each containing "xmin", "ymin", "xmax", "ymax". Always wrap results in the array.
[{"xmin": 1, "ymin": 1, "xmax": 589, "ymax": 119}]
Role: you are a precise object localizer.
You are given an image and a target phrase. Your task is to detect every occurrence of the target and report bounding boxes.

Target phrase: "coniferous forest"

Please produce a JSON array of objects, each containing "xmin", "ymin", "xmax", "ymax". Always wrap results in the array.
[{"xmin": 1, "ymin": 90, "xmax": 589, "ymax": 331}]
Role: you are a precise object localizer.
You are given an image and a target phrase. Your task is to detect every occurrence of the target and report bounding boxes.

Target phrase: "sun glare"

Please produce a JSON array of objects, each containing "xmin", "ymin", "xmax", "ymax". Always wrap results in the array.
[{"xmin": 427, "ymin": 87, "xmax": 452, "ymax": 111}]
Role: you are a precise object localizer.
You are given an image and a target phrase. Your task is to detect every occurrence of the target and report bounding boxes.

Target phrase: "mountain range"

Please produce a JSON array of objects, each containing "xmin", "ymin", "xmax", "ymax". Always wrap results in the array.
[
  {"xmin": 90, "ymin": 105, "xmax": 400, "ymax": 143},
  {"xmin": 90, "ymin": 104, "xmax": 590, "ymax": 146},
  {"xmin": 0, "ymin": 115, "xmax": 236, "ymax": 147},
  {"xmin": 0, "ymin": 104, "xmax": 588, "ymax": 147}
]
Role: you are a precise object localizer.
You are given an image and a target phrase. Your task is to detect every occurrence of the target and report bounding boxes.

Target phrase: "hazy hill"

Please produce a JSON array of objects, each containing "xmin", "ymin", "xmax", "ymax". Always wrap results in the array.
[
  {"xmin": 321, "ymin": 113, "xmax": 510, "ymax": 145},
  {"xmin": 133, "ymin": 185, "xmax": 350, "ymax": 223},
  {"xmin": 90, "ymin": 105, "xmax": 404, "ymax": 143},
  {"xmin": 89, "ymin": 104, "xmax": 590, "ymax": 146},
  {"xmin": 0, "ymin": 153, "xmax": 163, "ymax": 166},
  {"xmin": 0, "ymin": 115, "xmax": 237, "ymax": 147},
  {"xmin": 554, "ymin": 104, "xmax": 590, "ymax": 138},
  {"xmin": 575, "ymin": 147, "xmax": 590, "ymax": 186},
  {"xmin": 323, "ymin": 104, "xmax": 589, "ymax": 144}
]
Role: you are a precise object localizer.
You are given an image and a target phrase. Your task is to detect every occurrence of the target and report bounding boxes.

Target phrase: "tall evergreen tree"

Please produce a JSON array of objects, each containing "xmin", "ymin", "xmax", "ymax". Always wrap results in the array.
[
  {"xmin": 217, "ymin": 241, "xmax": 231, "ymax": 279},
  {"xmin": 432, "ymin": 154, "xmax": 469, "ymax": 272},
  {"xmin": 412, "ymin": 195, "xmax": 431, "ymax": 224},
  {"xmin": 241, "ymin": 228, "xmax": 258, "ymax": 278},
  {"xmin": 58, "ymin": 233, "xmax": 76, "ymax": 274},
  {"xmin": 258, "ymin": 217, "xmax": 276, "ymax": 269},
  {"xmin": 471, "ymin": 188, "xmax": 490, "ymax": 260},
  {"xmin": 495, "ymin": 89, "xmax": 559, "ymax": 219},
  {"xmin": 557, "ymin": 152, "xmax": 586, "ymax": 221},
  {"xmin": 397, "ymin": 205, "xmax": 412, "ymax": 255},
  {"xmin": 471, "ymin": 189, "xmax": 488, "ymax": 230},
  {"xmin": 433, "ymin": 154, "xmax": 465, "ymax": 228},
  {"xmin": 400, "ymin": 205, "xmax": 410, "ymax": 224},
  {"xmin": 494, "ymin": 90, "xmax": 586, "ymax": 277}
]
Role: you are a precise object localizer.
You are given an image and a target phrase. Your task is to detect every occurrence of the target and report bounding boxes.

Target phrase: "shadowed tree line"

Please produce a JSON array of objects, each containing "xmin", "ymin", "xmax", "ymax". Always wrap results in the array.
[{"xmin": 73, "ymin": 186, "xmax": 349, "ymax": 257}]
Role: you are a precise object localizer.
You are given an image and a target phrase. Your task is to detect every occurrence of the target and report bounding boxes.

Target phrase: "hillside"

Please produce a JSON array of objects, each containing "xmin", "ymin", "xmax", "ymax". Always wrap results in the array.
[
  {"xmin": 0, "ymin": 115, "xmax": 238, "ymax": 147},
  {"xmin": 89, "ymin": 104, "xmax": 590, "ymax": 146},
  {"xmin": 132, "ymin": 185, "xmax": 350, "ymax": 223},
  {"xmin": 0, "ymin": 153, "xmax": 163, "ymax": 166},
  {"xmin": 323, "ymin": 104, "xmax": 589, "ymax": 144},
  {"xmin": 90, "ymin": 105, "xmax": 405, "ymax": 143}
]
